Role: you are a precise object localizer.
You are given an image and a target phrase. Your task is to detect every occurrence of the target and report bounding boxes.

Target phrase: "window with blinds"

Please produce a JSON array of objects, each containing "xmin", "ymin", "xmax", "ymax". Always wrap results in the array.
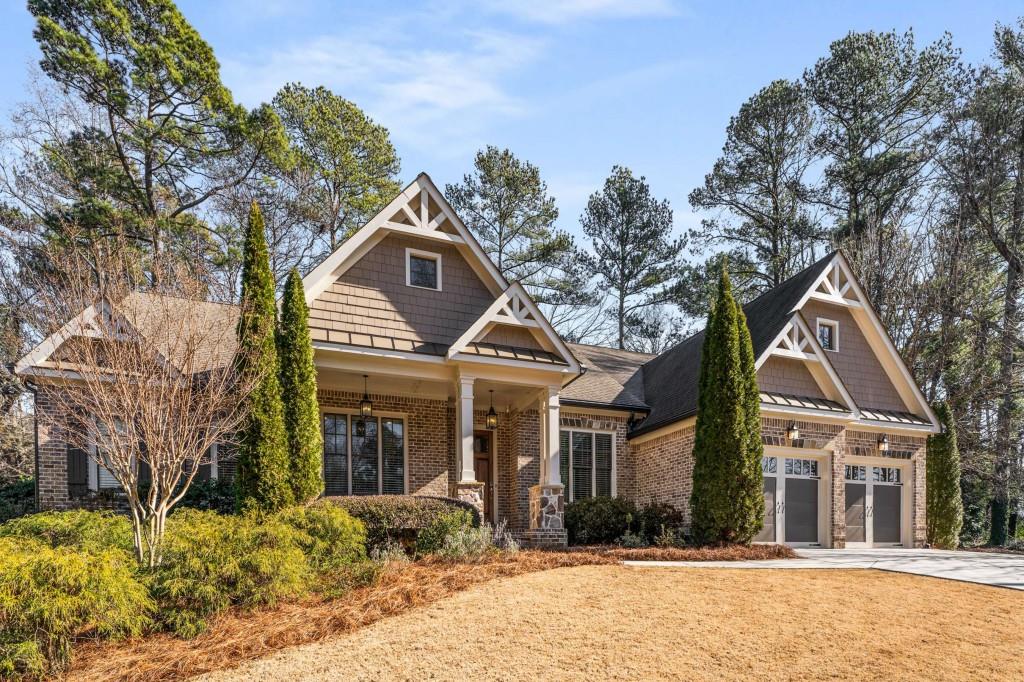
[
  {"xmin": 322, "ymin": 414, "xmax": 405, "ymax": 496},
  {"xmin": 559, "ymin": 429, "xmax": 615, "ymax": 502}
]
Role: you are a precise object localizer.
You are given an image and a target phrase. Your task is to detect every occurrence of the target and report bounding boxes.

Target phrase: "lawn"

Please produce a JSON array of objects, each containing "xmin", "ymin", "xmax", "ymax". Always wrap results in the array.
[{"xmin": 195, "ymin": 565, "xmax": 1024, "ymax": 682}]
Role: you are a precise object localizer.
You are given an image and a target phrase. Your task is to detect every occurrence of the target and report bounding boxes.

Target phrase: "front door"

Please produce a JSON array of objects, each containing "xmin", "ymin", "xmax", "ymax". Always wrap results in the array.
[{"xmin": 473, "ymin": 431, "xmax": 493, "ymax": 523}]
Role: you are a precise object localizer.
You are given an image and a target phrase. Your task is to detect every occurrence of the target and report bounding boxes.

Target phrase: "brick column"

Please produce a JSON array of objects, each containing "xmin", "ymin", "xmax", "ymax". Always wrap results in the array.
[{"xmin": 830, "ymin": 431, "xmax": 846, "ymax": 548}]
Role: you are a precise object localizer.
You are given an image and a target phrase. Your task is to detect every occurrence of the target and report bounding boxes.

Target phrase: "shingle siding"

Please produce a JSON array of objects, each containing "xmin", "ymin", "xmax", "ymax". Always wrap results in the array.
[{"xmin": 757, "ymin": 356, "xmax": 826, "ymax": 398}]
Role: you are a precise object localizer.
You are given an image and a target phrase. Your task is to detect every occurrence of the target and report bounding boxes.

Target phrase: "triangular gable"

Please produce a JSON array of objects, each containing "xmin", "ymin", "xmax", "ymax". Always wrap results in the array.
[
  {"xmin": 756, "ymin": 312, "xmax": 858, "ymax": 415},
  {"xmin": 15, "ymin": 303, "xmax": 104, "ymax": 375},
  {"xmin": 302, "ymin": 172, "xmax": 580, "ymax": 373},
  {"xmin": 447, "ymin": 282, "xmax": 580, "ymax": 371},
  {"xmin": 303, "ymin": 173, "xmax": 508, "ymax": 306},
  {"xmin": 793, "ymin": 252, "xmax": 938, "ymax": 429}
]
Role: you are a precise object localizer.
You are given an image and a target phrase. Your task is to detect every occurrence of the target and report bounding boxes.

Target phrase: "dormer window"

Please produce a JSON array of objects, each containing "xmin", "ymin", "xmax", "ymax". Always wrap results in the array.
[
  {"xmin": 817, "ymin": 318, "xmax": 838, "ymax": 351},
  {"xmin": 406, "ymin": 248, "xmax": 441, "ymax": 291}
]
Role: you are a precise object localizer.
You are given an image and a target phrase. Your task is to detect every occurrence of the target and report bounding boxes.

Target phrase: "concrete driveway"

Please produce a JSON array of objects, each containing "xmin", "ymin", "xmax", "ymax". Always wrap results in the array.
[{"xmin": 624, "ymin": 548, "xmax": 1024, "ymax": 590}]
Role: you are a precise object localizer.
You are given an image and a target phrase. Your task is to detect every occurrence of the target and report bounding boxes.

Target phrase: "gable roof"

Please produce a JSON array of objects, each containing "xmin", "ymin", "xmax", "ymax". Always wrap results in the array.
[
  {"xmin": 561, "ymin": 343, "xmax": 655, "ymax": 411},
  {"xmin": 630, "ymin": 253, "xmax": 837, "ymax": 437}
]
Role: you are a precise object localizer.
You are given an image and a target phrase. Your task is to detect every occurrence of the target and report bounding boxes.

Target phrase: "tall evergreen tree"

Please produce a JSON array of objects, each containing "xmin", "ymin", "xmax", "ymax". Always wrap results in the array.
[
  {"xmin": 234, "ymin": 203, "xmax": 293, "ymax": 513},
  {"xmin": 278, "ymin": 267, "xmax": 324, "ymax": 503},
  {"xmin": 580, "ymin": 166, "xmax": 686, "ymax": 350},
  {"xmin": 690, "ymin": 262, "xmax": 764, "ymax": 544},
  {"xmin": 927, "ymin": 402, "xmax": 964, "ymax": 549}
]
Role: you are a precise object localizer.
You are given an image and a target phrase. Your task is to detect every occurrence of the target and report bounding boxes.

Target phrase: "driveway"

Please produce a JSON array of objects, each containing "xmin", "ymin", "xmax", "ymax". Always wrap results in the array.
[{"xmin": 624, "ymin": 547, "xmax": 1024, "ymax": 590}]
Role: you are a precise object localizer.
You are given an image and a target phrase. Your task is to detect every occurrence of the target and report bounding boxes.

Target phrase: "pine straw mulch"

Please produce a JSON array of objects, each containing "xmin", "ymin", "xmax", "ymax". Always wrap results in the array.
[{"xmin": 63, "ymin": 544, "xmax": 793, "ymax": 682}]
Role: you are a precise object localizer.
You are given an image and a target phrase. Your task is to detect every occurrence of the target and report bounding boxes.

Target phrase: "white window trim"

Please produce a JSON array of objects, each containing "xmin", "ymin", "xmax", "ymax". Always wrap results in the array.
[
  {"xmin": 844, "ymin": 457, "xmax": 908, "ymax": 548},
  {"xmin": 321, "ymin": 409, "xmax": 410, "ymax": 495},
  {"xmin": 758, "ymin": 449, "xmax": 829, "ymax": 548},
  {"xmin": 405, "ymin": 247, "xmax": 442, "ymax": 291},
  {"xmin": 816, "ymin": 317, "xmax": 839, "ymax": 352},
  {"xmin": 561, "ymin": 428, "xmax": 617, "ymax": 502}
]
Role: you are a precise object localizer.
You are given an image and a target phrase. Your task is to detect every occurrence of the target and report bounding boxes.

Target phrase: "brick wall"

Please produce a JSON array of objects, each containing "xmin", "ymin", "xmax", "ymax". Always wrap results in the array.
[
  {"xmin": 317, "ymin": 389, "xmax": 452, "ymax": 497},
  {"xmin": 35, "ymin": 386, "xmax": 69, "ymax": 510},
  {"xmin": 632, "ymin": 425, "xmax": 696, "ymax": 522},
  {"xmin": 510, "ymin": 408, "xmax": 540, "ymax": 532}
]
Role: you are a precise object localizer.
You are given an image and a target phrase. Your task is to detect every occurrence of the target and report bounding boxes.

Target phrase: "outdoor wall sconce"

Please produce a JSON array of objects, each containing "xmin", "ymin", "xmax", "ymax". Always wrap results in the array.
[
  {"xmin": 359, "ymin": 375, "xmax": 373, "ymax": 418},
  {"xmin": 787, "ymin": 422, "xmax": 799, "ymax": 442},
  {"xmin": 878, "ymin": 434, "xmax": 890, "ymax": 453},
  {"xmin": 486, "ymin": 390, "xmax": 498, "ymax": 430}
]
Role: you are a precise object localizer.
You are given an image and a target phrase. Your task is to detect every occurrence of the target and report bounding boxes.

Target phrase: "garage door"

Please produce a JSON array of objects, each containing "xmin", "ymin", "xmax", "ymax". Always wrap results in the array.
[
  {"xmin": 785, "ymin": 477, "xmax": 818, "ymax": 544},
  {"xmin": 758, "ymin": 456, "xmax": 821, "ymax": 545},
  {"xmin": 844, "ymin": 465, "xmax": 902, "ymax": 547}
]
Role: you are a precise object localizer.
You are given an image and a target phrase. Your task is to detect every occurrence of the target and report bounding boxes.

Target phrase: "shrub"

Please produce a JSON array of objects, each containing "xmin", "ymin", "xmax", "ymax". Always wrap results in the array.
[
  {"xmin": 0, "ymin": 478, "xmax": 35, "ymax": 523},
  {"xmin": 653, "ymin": 525, "xmax": 687, "ymax": 548},
  {"xmin": 0, "ymin": 510, "xmax": 133, "ymax": 553},
  {"xmin": 492, "ymin": 519, "xmax": 519, "ymax": 553},
  {"xmin": 370, "ymin": 541, "xmax": 410, "ymax": 564},
  {"xmin": 636, "ymin": 501, "xmax": 685, "ymax": 543},
  {"xmin": 274, "ymin": 501, "xmax": 367, "ymax": 572},
  {"xmin": 927, "ymin": 402, "xmax": 963, "ymax": 549},
  {"xmin": 436, "ymin": 524, "xmax": 495, "ymax": 559},
  {"xmin": 0, "ymin": 537, "xmax": 152, "ymax": 677},
  {"xmin": 565, "ymin": 496, "xmax": 637, "ymax": 545},
  {"xmin": 151, "ymin": 510, "xmax": 310, "ymax": 637},
  {"xmin": 617, "ymin": 529, "xmax": 648, "ymax": 548},
  {"xmin": 327, "ymin": 495, "xmax": 481, "ymax": 550},
  {"xmin": 415, "ymin": 509, "xmax": 475, "ymax": 556}
]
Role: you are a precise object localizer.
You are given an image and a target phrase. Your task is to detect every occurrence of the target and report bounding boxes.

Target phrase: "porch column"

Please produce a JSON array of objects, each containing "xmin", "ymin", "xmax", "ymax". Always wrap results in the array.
[
  {"xmin": 527, "ymin": 385, "xmax": 567, "ymax": 547},
  {"xmin": 451, "ymin": 374, "xmax": 485, "ymax": 515}
]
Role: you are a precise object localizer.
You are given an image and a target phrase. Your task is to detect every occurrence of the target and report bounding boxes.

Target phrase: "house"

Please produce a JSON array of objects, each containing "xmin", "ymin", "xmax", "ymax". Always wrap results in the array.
[{"xmin": 15, "ymin": 173, "xmax": 940, "ymax": 548}]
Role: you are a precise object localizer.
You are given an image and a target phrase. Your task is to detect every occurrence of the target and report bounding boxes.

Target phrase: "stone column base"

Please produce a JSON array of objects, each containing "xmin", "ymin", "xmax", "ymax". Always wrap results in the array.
[
  {"xmin": 529, "ymin": 484, "xmax": 564, "ymax": 531},
  {"xmin": 450, "ymin": 481, "xmax": 485, "ymax": 517}
]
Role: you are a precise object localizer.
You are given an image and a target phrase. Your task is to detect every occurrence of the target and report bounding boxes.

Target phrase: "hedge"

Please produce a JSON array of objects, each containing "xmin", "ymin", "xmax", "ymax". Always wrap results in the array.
[
  {"xmin": 326, "ymin": 495, "xmax": 481, "ymax": 550},
  {"xmin": 0, "ymin": 478, "xmax": 34, "ymax": 523}
]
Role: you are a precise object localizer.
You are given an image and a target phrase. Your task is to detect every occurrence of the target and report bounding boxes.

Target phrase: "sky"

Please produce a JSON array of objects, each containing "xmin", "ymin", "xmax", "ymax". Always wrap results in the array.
[{"xmin": 0, "ymin": 0, "xmax": 1021, "ymax": 242}]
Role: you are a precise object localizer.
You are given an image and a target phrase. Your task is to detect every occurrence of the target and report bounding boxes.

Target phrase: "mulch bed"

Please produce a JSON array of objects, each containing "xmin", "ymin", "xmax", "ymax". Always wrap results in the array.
[
  {"xmin": 963, "ymin": 545, "xmax": 1024, "ymax": 556},
  {"xmin": 65, "ymin": 544, "xmax": 793, "ymax": 682}
]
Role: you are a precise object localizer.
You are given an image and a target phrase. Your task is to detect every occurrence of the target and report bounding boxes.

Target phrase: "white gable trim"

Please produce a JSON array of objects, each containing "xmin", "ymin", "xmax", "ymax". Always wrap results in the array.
[
  {"xmin": 794, "ymin": 252, "xmax": 938, "ymax": 430},
  {"xmin": 446, "ymin": 282, "xmax": 580, "ymax": 372},
  {"xmin": 15, "ymin": 303, "xmax": 102, "ymax": 375},
  {"xmin": 302, "ymin": 173, "xmax": 508, "ymax": 306},
  {"xmin": 757, "ymin": 313, "xmax": 860, "ymax": 417}
]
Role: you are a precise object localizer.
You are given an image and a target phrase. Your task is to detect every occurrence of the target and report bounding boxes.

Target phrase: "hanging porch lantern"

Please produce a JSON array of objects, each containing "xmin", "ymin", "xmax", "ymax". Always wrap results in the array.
[
  {"xmin": 485, "ymin": 389, "xmax": 498, "ymax": 430},
  {"xmin": 359, "ymin": 375, "xmax": 373, "ymax": 418},
  {"xmin": 878, "ymin": 434, "xmax": 890, "ymax": 453},
  {"xmin": 786, "ymin": 422, "xmax": 800, "ymax": 442}
]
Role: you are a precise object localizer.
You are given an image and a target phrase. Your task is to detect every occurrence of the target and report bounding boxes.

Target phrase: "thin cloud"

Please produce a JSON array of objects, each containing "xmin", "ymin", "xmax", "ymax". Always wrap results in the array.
[{"xmin": 483, "ymin": 0, "xmax": 679, "ymax": 24}]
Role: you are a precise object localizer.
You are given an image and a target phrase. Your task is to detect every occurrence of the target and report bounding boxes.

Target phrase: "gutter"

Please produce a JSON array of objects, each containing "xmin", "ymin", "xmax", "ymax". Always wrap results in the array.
[{"xmin": 560, "ymin": 398, "xmax": 649, "ymax": 414}]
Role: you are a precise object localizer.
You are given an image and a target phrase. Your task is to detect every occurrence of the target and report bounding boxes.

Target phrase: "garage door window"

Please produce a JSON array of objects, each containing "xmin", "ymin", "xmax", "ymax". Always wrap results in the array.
[
  {"xmin": 785, "ymin": 458, "xmax": 818, "ymax": 477},
  {"xmin": 873, "ymin": 466, "xmax": 901, "ymax": 483}
]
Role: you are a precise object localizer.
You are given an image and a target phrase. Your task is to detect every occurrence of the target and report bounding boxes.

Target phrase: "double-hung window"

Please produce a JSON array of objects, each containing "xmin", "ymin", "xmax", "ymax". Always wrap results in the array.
[
  {"xmin": 558, "ymin": 429, "xmax": 614, "ymax": 501},
  {"xmin": 322, "ymin": 413, "xmax": 406, "ymax": 496}
]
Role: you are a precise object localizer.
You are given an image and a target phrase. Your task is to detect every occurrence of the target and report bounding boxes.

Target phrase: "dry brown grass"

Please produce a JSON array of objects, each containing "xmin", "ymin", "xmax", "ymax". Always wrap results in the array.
[
  {"xmin": 64, "ymin": 551, "xmax": 615, "ymax": 682},
  {"xmin": 197, "ymin": 566, "xmax": 1024, "ymax": 682}
]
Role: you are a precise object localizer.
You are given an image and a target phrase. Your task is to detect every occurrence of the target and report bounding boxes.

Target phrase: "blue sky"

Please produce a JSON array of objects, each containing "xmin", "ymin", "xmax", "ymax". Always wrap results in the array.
[{"xmin": 0, "ymin": 0, "xmax": 1020, "ymax": 241}]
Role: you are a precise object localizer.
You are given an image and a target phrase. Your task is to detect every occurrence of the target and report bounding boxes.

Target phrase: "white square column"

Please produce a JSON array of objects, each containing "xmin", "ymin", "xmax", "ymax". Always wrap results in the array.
[
  {"xmin": 541, "ymin": 385, "xmax": 561, "ymax": 486},
  {"xmin": 456, "ymin": 375, "xmax": 476, "ymax": 483}
]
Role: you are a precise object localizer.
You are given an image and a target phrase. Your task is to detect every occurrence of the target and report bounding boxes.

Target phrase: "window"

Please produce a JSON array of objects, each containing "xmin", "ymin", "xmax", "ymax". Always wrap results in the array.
[
  {"xmin": 845, "ymin": 465, "xmax": 867, "ymax": 481},
  {"xmin": 322, "ymin": 413, "xmax": 406, "ymax": 495},
  {"xmin": 785, "ymin": 457, "xmax": 819, "ymax": 478},
  {"xmin": 817, "ymin": 318, "xmax": 838, "ymax": 351},
  {"xmin": 406, "ymin": 248, "xmax": 441, "ymax": 290},
  {"xmin": 559, "ymin": 429, "xmax": 615, "ymax": 501},
  {"xmin": 762, "ymin": 456, "xmax": 778, "ymax": 474},
  {"xmin": 873, "ymin": 466, "xmax": 902, "ymax": 484}
]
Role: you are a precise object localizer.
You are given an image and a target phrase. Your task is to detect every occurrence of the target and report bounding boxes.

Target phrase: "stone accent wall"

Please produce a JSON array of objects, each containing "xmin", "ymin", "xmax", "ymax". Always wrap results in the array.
[
  {"xmin": 632, "ymin": 424, "xmax": 696, "ymax": 522},
  {"xmin": 317, "ymin": 389, "xmax": 453, "ymax": 497},
  {"xmin": 559, "ymin": 411, "xmax": 635, "ymax": 502},
  {"xmin": 529, "ymin": 484, "xmax": 564, "ymax": 530}
]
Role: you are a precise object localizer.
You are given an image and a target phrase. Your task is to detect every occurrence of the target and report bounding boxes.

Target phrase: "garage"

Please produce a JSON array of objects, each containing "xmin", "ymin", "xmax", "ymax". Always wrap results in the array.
[
  {"xmin": 756, "ymin": 455, "xmax": 823, "ymax": 546},
  {"xmin": 844, "ymin": 464, "xmax": 904, "ymax": 547}
]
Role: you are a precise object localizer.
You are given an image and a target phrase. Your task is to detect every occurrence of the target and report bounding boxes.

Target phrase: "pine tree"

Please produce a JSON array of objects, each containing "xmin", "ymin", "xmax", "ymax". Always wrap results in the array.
[
  {"xmin": 690, "ymin": 262, "xmax": 764, "ymax": 544},
  {"xmin": 278, "ymin": 267, "xmax": 324, "ymax": 503},
  {"xmin": 234, "ymin": 203, "xmax": 293, "ymax": 513},
  {"xmin": 927, "ymin": 402, "xmax": 963, "ymax": 549}
]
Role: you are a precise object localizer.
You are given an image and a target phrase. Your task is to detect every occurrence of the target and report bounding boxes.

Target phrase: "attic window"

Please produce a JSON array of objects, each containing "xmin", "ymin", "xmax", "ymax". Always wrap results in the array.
[
  {"xmin": 817, "ymin": 318, "xmax": 838, "ymax": 351},
  {"xmin": 405, "ymin": 248, "xmax": 441, "ymax": 291}
]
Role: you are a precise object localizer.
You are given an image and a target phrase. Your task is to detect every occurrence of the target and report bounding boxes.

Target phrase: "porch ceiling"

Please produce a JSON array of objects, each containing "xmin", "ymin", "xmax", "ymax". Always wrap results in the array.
[{"xmin": 317, "ymin": 367, "xmax": 543, "ymax": 408}]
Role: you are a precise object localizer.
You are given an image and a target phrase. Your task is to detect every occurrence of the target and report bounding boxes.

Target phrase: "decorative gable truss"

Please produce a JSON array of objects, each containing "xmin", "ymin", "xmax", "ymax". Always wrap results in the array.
[
  {"xmin": 447, "ymin": 282, "xmax": 580, "ymax": 371},
  {"xmin": 758, "ymin": 313, "xmax": 859, "ymax": 417},
  {"xmin": 303, "ymin": 173, "xmax": 508, "ymax": 306},
  {"xmin": 795, "ymin": 252, "xmax": 939, "ymax": 430}
]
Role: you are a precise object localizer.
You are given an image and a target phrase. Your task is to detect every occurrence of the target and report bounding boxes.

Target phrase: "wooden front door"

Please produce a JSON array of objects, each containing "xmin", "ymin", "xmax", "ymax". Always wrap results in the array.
[{"xmin": 473, "ymin": 431, "xmax": 493, "ymax": 523}]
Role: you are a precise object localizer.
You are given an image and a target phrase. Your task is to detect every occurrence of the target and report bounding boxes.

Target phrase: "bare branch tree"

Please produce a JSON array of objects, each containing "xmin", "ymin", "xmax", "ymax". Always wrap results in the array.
[{"xmin": 27, "ymin": 241, "xmax": 253, "ymax": 566}]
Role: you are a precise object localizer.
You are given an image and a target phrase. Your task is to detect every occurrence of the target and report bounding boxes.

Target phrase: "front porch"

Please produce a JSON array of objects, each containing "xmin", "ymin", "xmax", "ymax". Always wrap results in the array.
[{"xmin": 315, "ymin": 362, "xmax": 568, "ymax": 546}]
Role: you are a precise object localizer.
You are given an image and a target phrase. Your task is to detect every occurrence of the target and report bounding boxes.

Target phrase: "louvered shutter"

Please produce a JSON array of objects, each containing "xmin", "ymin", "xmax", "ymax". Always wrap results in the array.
[
  {"xmin": 559, "ymin": 431, "xmax": 570, "ymax": 497},
  {"xmin": 595, "ymin": 433, "xmax": 613, "ymax": 497},
  {"xmin": 323, "ymin": 414, "xmax": 348, "ymax": 495},
  {"xmin": 351, "ymin": 417, "xmax": 379, "ymax": 495},
  {"xmin": 67, "ymin": 442, "xmax": 89, "ymax": 498},
  {"xmin": 381, "ymin": 418, "xmax": 404, "ymax": 494},
  {"xmin": 571, "ymin": 432, "xmax": 593, "ymax": 499}
]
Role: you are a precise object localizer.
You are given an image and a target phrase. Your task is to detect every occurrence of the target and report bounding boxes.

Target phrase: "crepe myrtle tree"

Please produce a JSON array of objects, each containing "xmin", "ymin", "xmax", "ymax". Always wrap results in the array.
[{"xmin": 31, "ymin": 242, "xmax": 256, "ymax": 567}]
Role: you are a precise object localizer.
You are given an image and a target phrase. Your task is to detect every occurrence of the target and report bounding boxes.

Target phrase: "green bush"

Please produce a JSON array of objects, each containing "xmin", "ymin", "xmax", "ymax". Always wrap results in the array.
[
  {"xmin": 636, "ymin": 502, "xmax": 685, "ymax": 543},
  {"xmin": 565, "ymin": 496, "xmax": 638, "ymax": 545},
  {"xmin": 151, "ymin": 510, "xmax": 310, "ymax": 637},
  {"xmin": 415, "ymin": 509, "xmax": 475, "ymax": 556},
  {"xmin": 0, "ymin": 537, "xmax": 152, "ymax": 678},
  {"xmin": 0, "ymin": 510, "xmax": 133, "ymax": 553},
  {"xmin": 274, "ymin": 501, "xmax": 367, "ymax": 572},
  {"xmin": 617, "ymin": 529, "xmax": 648, "ymax": 548},
  {"xmin": 0, "ymin": 478, "xmax": 35, "ymax": 523},
  {"xmin": 328, "ymin": 495, "xmax": 480, "ymax": 550},
  {"xmin": 436, "ymin": 524, "xmax": 495, "ymax": 559}
]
